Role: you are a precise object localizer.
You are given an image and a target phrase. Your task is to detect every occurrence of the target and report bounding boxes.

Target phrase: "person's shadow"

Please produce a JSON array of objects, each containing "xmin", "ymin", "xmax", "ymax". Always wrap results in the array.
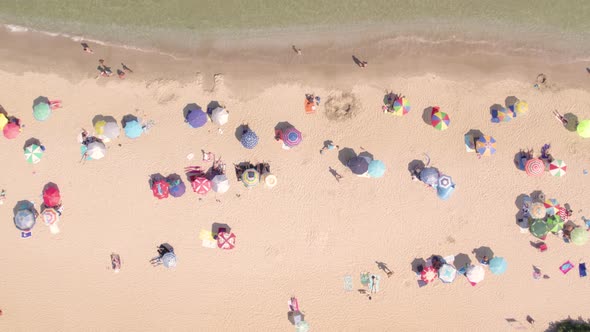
[{"xmin": 352, "ymin": 55, "xmax": 364, "ymax": 67}]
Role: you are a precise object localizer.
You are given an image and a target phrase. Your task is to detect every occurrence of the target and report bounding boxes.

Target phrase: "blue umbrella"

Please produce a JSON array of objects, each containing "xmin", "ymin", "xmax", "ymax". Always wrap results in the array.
[
  {"xmin": 347, "ymin": 156, "xmax": 369, "ymax": 175},
  {"xmin": 14, "ymin": 209, "xmax": 36, "ymax": 231},
  {"xmin": 124, "ymin": 120, "xmax": 143, "ymax": 139},
  {"xmin": 167, "ymin": 179, "xmax": 186, "ymax": 198},
  {"xmin": 420, "ymin": 167, "xmax": 439, "ymax": 187},
  {"xmin": 489, "ymin": 257, "xmax": 507, "ymax": 275},
  {"xmin": 368, "ymin": 160, "xmax": 386, "ymax": 178},
  {"xmin": 186, "ymin": 108, "xmax": 208, "ymax": 128},
  {"xmin": 437, "ymin": 182, "xmax": 455, "ymax": 200},
  {"xmin": 241, "ymin": 130, "xmax": 259, "ymax": 149}
]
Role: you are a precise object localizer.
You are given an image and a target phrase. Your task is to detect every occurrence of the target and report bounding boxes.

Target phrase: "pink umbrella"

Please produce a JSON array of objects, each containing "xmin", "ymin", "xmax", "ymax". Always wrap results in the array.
[
  {"xmin": 3, "ymin": 122, "xmax": 21, "ymax": 139},
  {"xmin": 420, "ymin": 266, "xmax": 438, "ymax": 283},
  {"xmin": 191, "ymin": 177, "xmax": 211, "ymax": 195},
  {"xmin": 217, "ymin": 232, "xmax": 236, "ymax": 250}
]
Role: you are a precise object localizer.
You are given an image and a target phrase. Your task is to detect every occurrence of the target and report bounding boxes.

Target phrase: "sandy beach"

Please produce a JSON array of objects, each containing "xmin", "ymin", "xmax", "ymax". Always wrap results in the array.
[{"xmin": 1, "ymin": 25, "xmax": 590, "ymax": 332}]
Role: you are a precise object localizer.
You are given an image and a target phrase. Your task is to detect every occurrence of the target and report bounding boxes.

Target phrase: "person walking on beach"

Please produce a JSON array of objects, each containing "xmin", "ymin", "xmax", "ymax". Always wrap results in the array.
[
  {"xmin": 292, "ymin": 45, "xmax": 302, "ymax": 55},
  {"xmin": 121, "ymin": 63, "xmax": 133, "ymax": 73}
]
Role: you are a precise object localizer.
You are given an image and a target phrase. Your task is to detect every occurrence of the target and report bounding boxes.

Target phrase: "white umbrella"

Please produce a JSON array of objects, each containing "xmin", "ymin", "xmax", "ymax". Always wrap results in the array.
[
  {"xmin": 102, "ymin": 121, "xmax": 120, "ymax": 140},
  {"xmin": 86, "ymin": 141, "xmax": 106, "ymax": 160},
  {"xmin": 466, "ymin": 265, "xmax": 485, "ymax": 283},
  {"xmin": 262, "ymin": 173, "xmax": 277, "ymax": 188},
  {"xmin": 438, "ymin": 264, "xmax": 457, "ymax": 283},
  {"xmin": 211, "ymin": 174, "xmax": 230, "ymax": 193},
  {"xmin": 211, "ymin": 107, "xmax": 229, "ymax": 126}
]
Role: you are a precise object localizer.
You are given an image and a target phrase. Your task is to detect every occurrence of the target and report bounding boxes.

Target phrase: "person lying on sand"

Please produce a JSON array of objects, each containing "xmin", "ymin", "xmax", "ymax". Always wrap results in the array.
[
  {"xmin": 117, "ymin": 69, "xmax": 125, "ymax": 79},
  {"xmin": 122, "ymin": 63, "xmax": 133, "ymax": 73},
  {"xmin": 292, "ymin": 45, "xmax": 302, "ymax": 55},
  {"xmin": 81, "ymin": 42, "xmax": 93, "ymax": 54},
  {"xmin": 552, "ymin": 109, "xmax": 568, "ymax": 126}
]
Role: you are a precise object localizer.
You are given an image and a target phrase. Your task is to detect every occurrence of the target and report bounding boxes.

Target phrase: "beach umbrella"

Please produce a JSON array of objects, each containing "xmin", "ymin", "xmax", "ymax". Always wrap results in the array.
[
  {"xmin": 368, "ymin": 160, "xmax": 386, "ymax": 178},
  {"xmin": 262, "ymin": 173, "xmax": 278, "ymax": 188},
  {"xmin": 191, "ymin": 177, "xmax": 211, "ymax": 195},
  {"xmin": 549, "ymin": 159, "xmax": 566, "ymax": 177},
  {"xmin": 420, "ymin": 167, "xmax": 439, "ymax": 187},
  {"xmin": 282, "ymin": 127, "xmax": 302, "ymax": 148},
  {"xmin": 420, "ymin": 266, "xmax": 438, "ymax": 283},
  {"xmin": 571, "ymin": 228, "xmax": 589, "ymax": 246},
  {"xmin": 94, "ymin": 120, "xmax": 107, "ymax": 135},
  {"xmin": 495, "ymin": 107, "xmax": 513, "ymax": 122},
  {"xmin": 124, "ymin": 120, "xmax": 143, "ymax": 139},
  {"xmin": 43, "ymin": 185, "xmax": 61, "ymax": 207},
  {"xmin": 392, "ymin": 97, "xmax": 410, "ymax": 116},
  {"xmin": 511, "ymin": 100, "xmax": 528, "ymax": 115},
  {"xmin": 530, "ymin": 219, "xmax": 549, "ymax": 238},
  {"xmin": 24, "ymin": 144, "xmax": 43, "ymax": 164},
  {"xmin": 0, "ymin": 113, "xmax": 7, "ymax": 130},
  {"xmin": 489, "ymin": 257, "xmax": 507, "ymax": 275},
  {"xmin": 167, "ymin": 178, "xmax": 186, "ymax": 198},
  {"xmin": 96, "ymin": 120, "xmax": 120, "ymax": 140},
  {"xmin": 557, "ymin": 206, "xmax": 569, "ymax": 221},
  {"xmin": 86, "ymin": 141, "xmax": 106, "ymax": 160},
  {"xmin": 14, "ymin": 209, "xmax": 36, "ymax": 231},
  {"xmin": 217, "ymin": 231, "xmax": 236, "ymax": 250},
  {"xmin": 438, "ymin": 174, "xmax": 453, "ymax": 189},
  {"xmin": 544, "ymin": 198, "xmax": 560, "ymax": 216},
  {"xmin": 33, "ymin": 102, "xmax": 51, "ymax": 121},
  {"xmin": 437, "ymin": 183, "xmax": 455, "ymax": 200},
  {"xmin": 431, "ymin": 108, "xmax": 450, "ymax": 131},
  {"xmin": 41, "ymin": 208, "xmax": 59, "ymax": 225},
  {"xmin": 525, "ymin": 158, "xmax": 545, "ymax": 176},
  {"xmin": 241, "ymin": 168, "xmax": 260, "ymax": 188},
  {"xmin": 240, "ymin": 130, "xmax": 259, "ymax": 149},
  {"xmin": 347, "ymin": 156, "xmax": 369, "ymax": 175},
  {"xmin": 546, "ymin": 215, "xmax": 564, "ymax": 233},
  {"xmin": 152, "ymin": 180, "xmax": 169, "ymax": 199},
  {"xmin": 438, "ymin": 264, "xmax": 457, "ymax": 283},
  {"xmin": 162, "ymin": 252, "xmax": 177, "ymax": 268},
  {"xmin": 530, "ymin": 202, "xmax": 546, "ymax": 219},
  {"xmin": 3, "ymin": 122, "xmax": 21, "ymax": 139},
  {"xmin": 577, "ymin": 119, "xmax": 590, "ymax": 138},
  {"xmin": 475, "ymin": 136, "xmax": 496, "ymax": 156},
  {"xmin": 211, "ymin": 174, "xmax": 230, "ymax": 193},
  {"xmin": 186, "ymin": 108, "xmax": 208, "ymax": 128},
  {"xmin": 466, "ymin": 265, "xmax": 485, "ymax": 283},
  {"xmin": 295, "ymin": 321, "xmax": 310, "ymax": 332},
  {"xmin": 211, "ymin": 107, "xmax": 229, "ymax": 126}
]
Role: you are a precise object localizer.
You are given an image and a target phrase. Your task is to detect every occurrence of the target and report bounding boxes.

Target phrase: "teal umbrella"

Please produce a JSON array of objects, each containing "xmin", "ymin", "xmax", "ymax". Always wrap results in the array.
[
  {"xmin": 24, "ymin": 144, "xmax": 44, "ymax": 164},
  {"xmin": 368, "ymin": 160, "xmax": 386, "ymax": 178},
  {"xmin": 33, "ymin": 102, "xmax": 51, "ymax": 121},
  {"xmin": 489, "ymin": 257, "xmax": 507, "ymax": 275}
]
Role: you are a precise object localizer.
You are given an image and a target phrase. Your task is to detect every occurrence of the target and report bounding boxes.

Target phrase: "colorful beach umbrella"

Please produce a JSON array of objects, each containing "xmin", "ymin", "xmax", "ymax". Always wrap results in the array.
[
  {"xmin": 530, "ymin": 219, "xmax": 549, "ymax": 238},
  {"xmin": 24, "ymin": 144, "xmax": 43, "ymax": 164},
  {"xmin": 577, "ymin": 119, "xmax": 590, "ymax": 138},
  {"xmin": 43, "ymin": 185, "xmax": 61, "ymax": 207},
  {"xmin": 392, "ymin": 97, "xmax": 410, "ymax": 116},
  {"xmin": 211, "ymin": 174, "xmax": 230, "ymax": 193},
  {"xmin": 431, "ymin": 108, "xmax": 450, "ymax": 131},
  {"xmin": 530, "ymin": 202, "xmax": 546, "ymax": 219},
  {"xmin": 33, "ymin": 102, "xmax": 51, "ymax": 121},
  {"xmin": 368, "ymin": 160, "xmax": 386, "ymax": 178},
  {"xmin": 211, "ymin": 107, "xmax": 229, "ymax": 126},
  {"xmin": 14, "ymin": 209, "xmax": 36, "ymax": 231},
  {"xmin": 420, "ymin": 167, "xmax": 440, "ymax": 187},
  {"xmin": 489, "ymin": 257, "xmax": 507, "ymax": 275},
  {"xmin": 475, "ymin": 136, "xmax": 496, "ymax": 156},
  {"xmin": 152, "ymin": 180, "xmax": 169, "ymax": 199},
  {"xmin": 546, "ymin": 215, "xmax": 564, "ymax": 233},
  {"xmin": 571, "ymin": 228, "xmax": 589, "ymax": 246},
  {"xmin": 466, "ymin": 265, "xmax": 485, "ymax": 283},
  {"xmin": 162, "ymin": 252, "xmax": 177, "ymax": 268},
  {"xmin": 512, "ymin": 100, "xmax": 528, "ymax": 115},
  {"xmin": 124, "ymin": 120, "xmax": 143, "ymax": 139},
  {"xmin": 438, "ymin": 264, "xmax": 457, "ymax": 283},
  {"xmin": 347, "ymin": 156, "xmax": 369, "ymax": 175},
  {"xmin": 3, "ymin": 122, "xmax": 21, "ymax": 139},
  {"xmin": 525, "ymin": 158, "xmax": 545, "ymax": 176},
  {"xmin": 241, "ymin": 168, "xmax": 260, "ymax": 188},
  {"xmin": 191, "ymin": 177, "xmax": 211, "ymax": 195},
  {"xmin": 549, "ymin": 159, "xmax": 566, "ymax": 177},
  {"xmin": 0, "ymin": 113, "xmax": 7, "ymax": 130},
  {"xmin": 420, "ymin": 266, "xmax": 438, "ymax": 283},
  {"xmin": 557, "ymin": 206, "xmax": 569, "ymax": 221},
  {"xmin": 186, "ymin": 108, "xmax": 208, "ymax": 128},
  {"xmin": 217, "ymin": 231, "xmax": 236, "ymax": 250},
  {"xmin": 240, "ymin": 130, "xmax": 259, "ymax": 149},
  {"xmin": 86, "ymin": 141, "xmax": 106, "ymax": 160},
  {"xmin": 41, "ymin": 208, "xmax": 59, "ymax": 225},
  {"xmin": 544, "ymin": 198, "xmax": 560, "ymax": 216},
  {"xmin": 282, "ymin": 127, "xmax": 302, "ymax": 148}
]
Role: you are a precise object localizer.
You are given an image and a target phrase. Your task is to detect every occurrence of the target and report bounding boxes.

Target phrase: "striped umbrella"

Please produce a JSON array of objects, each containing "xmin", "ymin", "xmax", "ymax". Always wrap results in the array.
[
  {"xmin": 41, "ymin": 208, "xmax": 59, "ymax": 225},
  {"xmin": 549, "ymin": 159, "xmax": 566, "ymax": 177},
  {"xmin": 530, "ymin": 219, "xmax": 549, "ymax": 238},
  {"xmin": 217, "ymin": 231, "xmax": 236, "ymax": 250},
  {"xmin": 495, "ymin": 107, "xmax": 513, "ymax": 122},
  {"xmin": 240, "ymin": 130, "xmax": 259, "ymax": 149},
  {"xmin": 392, "ymin": 97, "xmax": 410, "ymax": 116},
  {"xmin": 241, "ymin": 168, "xmax": 260, "ymax": 188},
  {"xmin": 557, "ymin": 206, "xmax": 569, "ymax": 221},
  {"xmin": 191, "ymin": 177, "xmax": 211, "ymax": 195},
  {"xmin": 33, "ymin": 102, "xmax": 51, "ymax": 121},
  {"xmin": 544, "ymin": 198, "xmax": 560, "ymax": 216},
  {"xmin": 546, "ymin": 215, "xmax": 564, "ymax": 233},
  {"xmin": 282, "ymin": 127, "xmax": 302, "ymax": 148},
  {"xmin": 438, "ymin": 264, "xmax": 457, "ymax": 283},
  {"xmin": 420, "ymin": 266, "xmax": 438, "ymax": 283},
  {"xmin": 475, "ymin": 136, "xmax": 496, "ymax": 156},
  {"xmin": 431, "ymin": 108, "xmax": 450, "ymax": 131},
  {"xmin": 525, "ymin": 158, "xmax": 545, "ymax": 176},
  {"xmin": 24, "ymin": 144, "xmax": 43, "ymax": 164},
  {"xmin": 530, "ymin": 202, "xmax": 546, "ymax": 219}
]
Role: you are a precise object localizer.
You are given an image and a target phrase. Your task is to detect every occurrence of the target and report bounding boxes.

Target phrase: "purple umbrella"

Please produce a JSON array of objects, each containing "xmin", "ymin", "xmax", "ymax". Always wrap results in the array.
[{"xmin": 186, "ymin": 108, "xmax": 208, "ymax": 128}]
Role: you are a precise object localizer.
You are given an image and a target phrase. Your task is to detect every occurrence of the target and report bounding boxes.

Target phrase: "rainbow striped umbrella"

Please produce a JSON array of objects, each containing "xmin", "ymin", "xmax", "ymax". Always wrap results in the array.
[
  {"xmin": 431, "ymin": 108, "xmax": 450, "ymax": 131},
  {"xmin": 41, "ymin": 208, "xmax": 59, "ymax": 225},
  {"xmin": 544, "ymin": 198, "xmax": 560, "ymax": 216},
  {"xmin": 241, "ymin": 168, "xmax": 260, "ymax": 188},
  {"xmin": 392, "ymin": 97, "xmax": 410, "ymax": 116},
  {"xmin": 475, "ymin": 136, "xmax": 496, "ymax": 156},
  {"xmin": 525, "ymin": 158, "xmax": 545, "ymax": 176},
  {"xmin": 495, "ymin": 107, "xmax": 513, "ymax": 122},
  {"xmin": 549, "ymin": 159, "xmax": 566, "ymax": 177}
]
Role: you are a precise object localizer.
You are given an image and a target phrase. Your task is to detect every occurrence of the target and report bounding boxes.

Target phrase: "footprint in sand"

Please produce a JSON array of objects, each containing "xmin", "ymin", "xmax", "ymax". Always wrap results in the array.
[
  {"xmin": 568, "ymin": 141, "xmax": 577, "ymax": 155},
  {"xmin": 212, "ymin": 73, "xmax": 224, "ymax": 92}
]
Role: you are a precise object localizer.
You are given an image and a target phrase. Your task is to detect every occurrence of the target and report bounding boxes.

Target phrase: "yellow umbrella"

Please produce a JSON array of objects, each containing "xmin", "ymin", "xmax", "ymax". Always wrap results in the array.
[
  {"xmin": 514, "ymin": 100, "xmax": 528, "ymax": 115},
  {"xmin": 94, "ymin": 120, "xmax": 107, "ymax": 135},
  {"xmin": 0, "ymin": 113, "xmax": 8, "ymax": 130}
]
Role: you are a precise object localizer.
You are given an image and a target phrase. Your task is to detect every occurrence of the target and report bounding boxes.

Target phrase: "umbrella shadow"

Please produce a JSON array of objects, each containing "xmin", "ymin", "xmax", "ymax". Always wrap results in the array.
[
  {"xmin": 465, "ymin": 129, "xmax": 483, "ymax": 140},
  {"xmin": 422, "ymin": 107, "xmax": 433, "ymax": 126},
  {"xmin": 148, "ymin": 173, "xmax": 166, "ymax": 188},
  {"xmin": 0, "ymin": 103, "xmax": 7, "ymax": 117},
  {"xmin": 166, "ymin": 173, "xmax": 183, "ymax": 183},
  {"xmin": 274, "ymin": 121, "xmax": 294, "ymax": 132},
  {"xmin": 358, "ymin": 151, "xmax": 374, "ymax": 161},
  {"xmin": 183, "ymin": 103, "xmax": 201, "ymax": 121},
  {"xmin": 92, "ymin": 115, "xmax": 118, "ymax": 127},
  {"xmin": 504, "ymin": 96, "xmax": 518, "ymax": 109},
  {"xmin": 383, "ymin": 92, "xmax": 397, "ymax": 106},
  {"xmin": 472, "ymin": 246, "xmax": 494, "ymax": 262},
  {"xmin": 530, "ymin": 190, "xmax": 545, "ymax": 203},
  {"xmin": 514, "ymin": 193, "xmax": 530, "ymax": 223},
  {"xmin": 563, "ymin": 113, "xmax": 579, "ymax": 132},
  {"xmin": 212, "ymin": 223, "xmax": 231, "ymax": 239},
  {"xmin": 287, "ymin": 311, "xmax": 305, "ymax": 325},
  {"xmin": 407, "ymin": 159, "xmax": 425, "ymax": 176},
  {"xmin": 33, "ymin": 96, "xmax": 49, "ymax": 108},
  {"xmin": 206, "ymin": 101, "xmax": 221, "ymax": 115},
  {"xmin": 453, "ymin": 253, "xmax": 472, "ymax": 270},
  {"xmin": 13, "ymin": 200, "xmax": 36, "ymax": 216},
  {"xmin": 411, "ymin": 258, "xmax": 426, "ymax": 274},
  {"xmin": 489, "ymin": 103, "xmax": 504, "ymax": 120},
  {"xmin": 121, "ymin": 114, "xmax": 139, "ymax": 128},
  {"xmin": 338, "ymin": 147, "xmax": 357, "ymax": 166},
  {"xmin": 234, "ymin": 124, "xmax": 250, "ymax": 141},
  {"xmin": 23, "ymin": 137, "xmax": 41, "ymax": 150}
]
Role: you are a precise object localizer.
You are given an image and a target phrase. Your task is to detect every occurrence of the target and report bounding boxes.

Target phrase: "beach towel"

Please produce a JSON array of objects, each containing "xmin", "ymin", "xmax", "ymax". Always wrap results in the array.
[
  {"xmin": 21, "ymin": 231, "xmax": 32, "ymax": 239},
  {"xmin": 559, "ymin": 261, "xmax": 574, "ymax": 274},
  {"xmin": 369, "ymin": 274, "xmax": 380, "ymax": 293},
  {"xmin": 344, "ymin": 275, "xmax": 353, "ymax": 291},
  {"xmin": 360, "ymin": 272, "xmax": 370, "ymax": 286},
  {"xmin": 464, "ymin": 134, "xmax": 475, "ymax": 152},
  {"xmin": 199, "ymin": 229, "xmax": 217, "ymax": 248},
  {"xmin": 304, "ymin": 100, "xmax": 315, "ymax": 114},
  {"xmin": 579, "ymin": 263, "xmax": 587, "ymax": 277}
]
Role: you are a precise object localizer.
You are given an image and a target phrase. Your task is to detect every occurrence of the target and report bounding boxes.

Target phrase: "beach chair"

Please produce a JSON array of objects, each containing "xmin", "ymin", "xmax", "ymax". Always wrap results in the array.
[{"xmin": 538, "ymin": 242, "xmax": 548, "ymax": 252}]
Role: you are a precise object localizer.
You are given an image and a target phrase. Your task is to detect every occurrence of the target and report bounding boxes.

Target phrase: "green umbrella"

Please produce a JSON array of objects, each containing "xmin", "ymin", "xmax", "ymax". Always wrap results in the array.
[
  {"xmin": 295, "ymin": 321, "xmax": 310, "ymax": 332},
  {"xmin": 546, "ymin": 215, "xmax": 564, "ymax": 233},
  {"xmin": 24, "ymin": 144, "xmax": 43, "ymax": 164},
  {"xmin": 571, "ymin": 228, "xmax": 588, "ymax": 246},
  {"xmin": 33, "ymin": 102, "xmax": 51, "ymax": 121},
  {"xmin": 530, "ymin": 219, "xmax": 549, "ymax": 238},
  {"xmin": 577, "ymin": 119, "xmax": 590, "ymax": 138}
]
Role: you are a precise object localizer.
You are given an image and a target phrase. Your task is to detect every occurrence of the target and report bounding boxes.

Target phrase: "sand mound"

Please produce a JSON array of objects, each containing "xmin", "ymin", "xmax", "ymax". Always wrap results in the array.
[{"xmin": 324, "ymin": 92, "xmax": 358, "ymax": 121}]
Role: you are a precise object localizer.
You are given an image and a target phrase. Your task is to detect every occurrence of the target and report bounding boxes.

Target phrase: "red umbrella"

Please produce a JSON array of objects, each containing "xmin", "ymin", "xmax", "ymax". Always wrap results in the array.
[
  {"xmin": 525, "ymin": 158, "xmax": 545, "ymax": 176},
  {"xmin": 152, "ymin": 180, "xmax": 169, "ymax": 199},
  {"xmin": 217, "ymin": 231, "xmax": 236, "ymax": 250},
  {"xmin": 3, "ymin": 122, "xmax": 21, "ymax": 139},
  {"xmin": 43, "ymin": 185, "xmax": 61, "ymax": 207},
  {"xmin": 421, "ymin": 266, "xmax": 438, "ymax": 283},
  {"xmin": 191, "ymin": 177, "xmax": 211, "ymax": 195}
]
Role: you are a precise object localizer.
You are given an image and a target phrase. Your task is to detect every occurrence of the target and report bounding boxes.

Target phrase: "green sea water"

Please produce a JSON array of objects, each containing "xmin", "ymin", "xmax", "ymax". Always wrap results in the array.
[{"xmin": 1, "ymin": 0, "xmax": 589, "ymax": 58}]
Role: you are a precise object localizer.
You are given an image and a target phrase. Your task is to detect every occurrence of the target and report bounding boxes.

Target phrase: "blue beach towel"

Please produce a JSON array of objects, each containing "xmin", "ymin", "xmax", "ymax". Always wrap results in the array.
[{"xmin": 580, "ymin": 263, "xmax": 587, "ymax": 277}]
